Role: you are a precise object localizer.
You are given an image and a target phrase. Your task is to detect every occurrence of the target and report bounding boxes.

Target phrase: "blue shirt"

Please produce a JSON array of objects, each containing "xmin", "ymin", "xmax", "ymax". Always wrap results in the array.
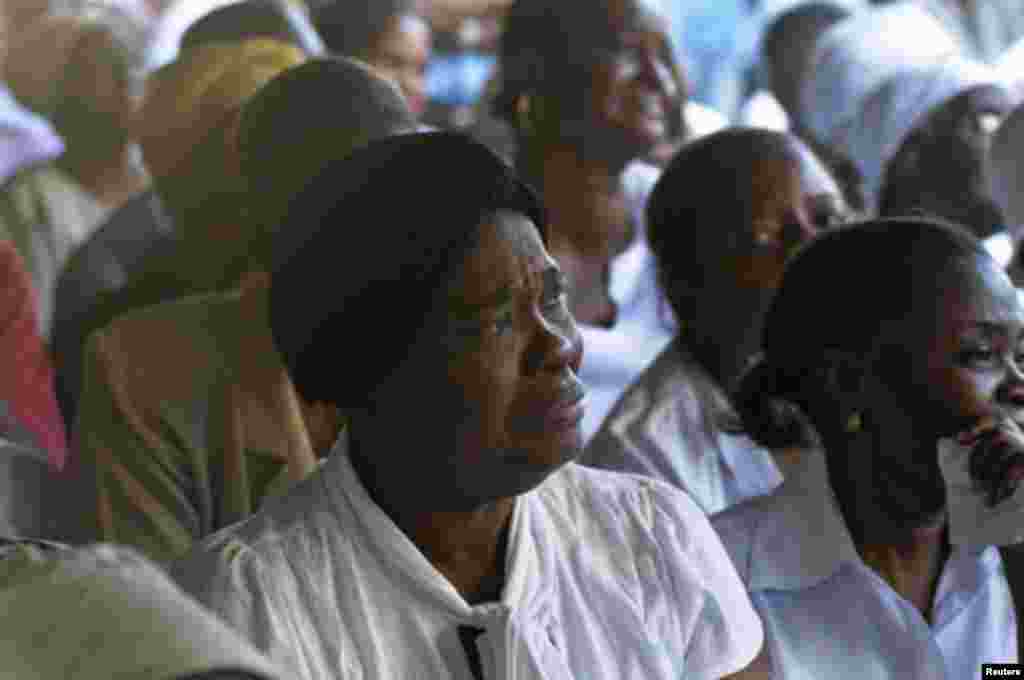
[{"xmin": 713, "ymin": 451, "xmax": 1017, "ymax": 679}]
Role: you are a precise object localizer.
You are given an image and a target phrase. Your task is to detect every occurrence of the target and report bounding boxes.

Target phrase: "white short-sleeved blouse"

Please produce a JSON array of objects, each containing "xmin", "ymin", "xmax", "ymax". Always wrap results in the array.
[{"xmin": 172, "ymin": 437, "xmax": 764, "ymax": 680}]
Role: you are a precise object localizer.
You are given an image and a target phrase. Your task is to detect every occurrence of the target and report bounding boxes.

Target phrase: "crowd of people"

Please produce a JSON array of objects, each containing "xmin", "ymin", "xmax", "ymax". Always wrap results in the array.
[{"xmin": 4, "ymin": 0, "xmax": 1024, "ymax": 678}]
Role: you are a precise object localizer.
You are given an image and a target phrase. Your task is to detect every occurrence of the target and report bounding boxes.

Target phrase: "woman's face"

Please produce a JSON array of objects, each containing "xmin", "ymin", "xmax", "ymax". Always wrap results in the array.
[
  {"xmin": 367, "ymin": 13, "xmax": 431, "ymax": 117},
  {"xmin": 911, "ymin": 256, "xmax": 1024, "ymax": 438},
  {"xmin": 405, "ymin": 211, "xmax": 585, "ymax": 507},
  {"xmin": 572, "ymin": 0, "xmax": 682, "ymax": 157}
]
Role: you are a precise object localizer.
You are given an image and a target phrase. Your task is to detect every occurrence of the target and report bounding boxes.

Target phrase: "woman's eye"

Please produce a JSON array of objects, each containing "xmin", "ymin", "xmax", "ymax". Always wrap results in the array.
[
  {"xmin": 814, "ymin": 210, "xmax": 845, "ymax": 230},
  {"xmin": 491, "ymin": 312, "xmax": 515, "ymax": 335},
  {"xmin": 542, "ymin": 292, "xmax": 567, "ymax": 312},
  {"xmin": 957, "ymin": 348, "xmax": 997, "ymax": 366}
]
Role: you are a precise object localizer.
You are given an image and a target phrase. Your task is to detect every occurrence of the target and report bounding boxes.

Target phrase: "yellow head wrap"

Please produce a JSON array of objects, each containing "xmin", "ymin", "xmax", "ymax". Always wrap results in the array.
[{"xmin": 137, "ymin": 38, "xmax": 306, "ymax": 180}]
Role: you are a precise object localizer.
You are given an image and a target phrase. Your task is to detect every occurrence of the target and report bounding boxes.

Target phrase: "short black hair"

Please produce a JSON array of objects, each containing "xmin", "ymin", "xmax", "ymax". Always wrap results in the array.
[
  {"xmin": 646, "ymin": 128, "xmax": 804, "ymax": 327},
  {"xmin": 269, "ymin": 131, "xmax": 547, "ymax": 409},
  {"xmin": 313, "ymin": 0, "xmax": 416, "ymax": 57}
]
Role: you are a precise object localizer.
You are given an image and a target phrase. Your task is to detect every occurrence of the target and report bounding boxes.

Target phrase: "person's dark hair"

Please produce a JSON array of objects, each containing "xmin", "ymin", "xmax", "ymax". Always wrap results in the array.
[
  {"xmin": 761, "ymin": 2, "xmax": 850, "ymax": 73},
  {"xmin": 733, "ymin": 217, "xmax": 988, "ymax": 451},
  {"xmin": 269, "ymin": 131, "xmax": 547, "ymax": 410},
  {"xmin": 646, "ymin": 128, "xmax": 804, "ymax": 329},
  {"xmin": 235, "ymin": 57, "xmax": 416, "ymax": 276},
  {"xmin": 180, "ymin": 0, "xmax": 306, "ymax": 51},
  {"xmin": 313, "ymin": 0, "xmax": 415, "ymax": 57}
]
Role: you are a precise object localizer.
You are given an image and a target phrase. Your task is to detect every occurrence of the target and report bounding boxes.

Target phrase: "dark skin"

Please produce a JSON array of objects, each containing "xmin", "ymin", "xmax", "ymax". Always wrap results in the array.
[
  {"xmin": 685, "ymin": 143, "xmax": 850, "ymax": 394},
  {"xmin": 728, "ymin": 256, "xmax": 1024, "ymax": 679},
  {"xmin": 346, "ymin": 211, "xmax": 584, "ymax": 604},
  {"xmin": 516, "ymin": 0, "xmax": 680, "ymax": 327}
]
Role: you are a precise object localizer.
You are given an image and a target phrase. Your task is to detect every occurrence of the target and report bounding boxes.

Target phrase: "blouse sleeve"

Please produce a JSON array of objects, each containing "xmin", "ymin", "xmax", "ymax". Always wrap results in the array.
[{"xmin": 640, "ymin": 478, "xmax": 764, "ymax": 680}]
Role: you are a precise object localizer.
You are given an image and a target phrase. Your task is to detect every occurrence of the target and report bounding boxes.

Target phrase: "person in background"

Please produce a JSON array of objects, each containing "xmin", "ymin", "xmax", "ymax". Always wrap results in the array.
[
  {"xmin": 719, "ymin": 218, "xmax": 1021, "ymax": 679},
  {"xmin": 494, "ymin": 0, "xmax": 700, "ymax": 441},
  {"xmin": 0, "ymin": 0, "xmax": 64, "ymax": 187},
  {"xmin": 53, "ymin": 39, "xmax": 305, "ymax": 433},
  {"xmin": 988, "ymin": 102, "xmax": 1024, "ymax": 285},
  {"xmin": 69, "ymin": 58, "xmax": 413, "ymax": 564},
  {"xmin": 752, "ymin": 1, "xmax": 860, "ymax": 134},
  {"xmin": 51, "ymin": 0, "xmax": 325, "ymax": 429},
  {"xmin": 0, "ymin": 6, "xmax": 149, "ymax": 338},
  {"xmin": 0, "ymin": 541, "xmax": 286, "ymax": 679},
  {"xmin": 872, "ymin": 57, "xmax": 1013, "ymax": 240},
  {"xmin": 0, "ymin": 242, "xmax": 66, "ymax": 470},
  {"xmin": 584, "ymin": 128, "xmax": 850, "ymax": 514},
  {"xmin": 172, "ymin": 131, "xmax": 764, "ymax": 680},
  {"xmin": 314, "ymin": 0, "xmax": 431, "ymax": 117},
  {"xmin": 800, "ymin": 1, "xmax": 966, "ymax": 213}
]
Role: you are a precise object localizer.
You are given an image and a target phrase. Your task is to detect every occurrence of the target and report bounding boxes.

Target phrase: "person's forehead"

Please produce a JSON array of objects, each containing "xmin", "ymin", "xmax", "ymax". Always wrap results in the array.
[
  {"xmin": 449, "ymin": 211, "xmax": 552, "ymax": 304},
  {"xmin": 937, "ymin": 256, "xmax": 1024, "ymax": 329}
]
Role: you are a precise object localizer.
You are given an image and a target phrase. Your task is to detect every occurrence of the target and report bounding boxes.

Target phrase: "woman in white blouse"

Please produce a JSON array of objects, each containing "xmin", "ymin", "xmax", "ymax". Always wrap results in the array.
[
  {"xmin": 584, "ymin": 128, "xmax": 851, "ymax": 514},
  {"xmin": 718, "ymin": 218, "xmax": 1023, "ymax": 679},
  {"xmin": 172, "ymin": 131, "xmax": 763, "ymax": 680}
]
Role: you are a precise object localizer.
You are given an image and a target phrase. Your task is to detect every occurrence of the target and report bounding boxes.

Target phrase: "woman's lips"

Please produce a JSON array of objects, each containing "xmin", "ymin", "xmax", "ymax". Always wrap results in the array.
[{"xmin": 525, "ymin": 381, "xmax": 587, "ymax": 433}]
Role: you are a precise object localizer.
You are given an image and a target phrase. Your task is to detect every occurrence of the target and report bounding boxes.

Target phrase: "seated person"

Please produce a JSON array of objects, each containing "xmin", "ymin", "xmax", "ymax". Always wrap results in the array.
[
  {"xmin": 53, "ymin": 39, "xmax": 306, "ymax": 432},
  {"xmin": 69, "ymin": 58, "xmax": 415, "ymax": 564},
  {"xmin": 1, "ymin": 6, "xmax": 150, "ymax": 337},
  {"xmin": 172, "ymin": 132, "xmax": 764, "ymax": 680},
  {"xmin": 314, "ymin": 0, "xmax": 432, "ymax": 116},
  {"xmin": 989, "ymin": 102, "xmax": 1024, "ymax": 284},
  {"xmin": 717, "ymin": 218, "xmax": 1021, "ymax": 678},
  {"xmin": 493, "ymin": 0, "xmax": 698, "ymax": 441},
  {"xmin": 584, "ymin": 129, "xmax": 851, "ymax": 514},
  {"xmin": 799, "ymin": 2, "xmax": 973, "ymax": 214},
  {"xmin": 51, "ymin": 0, "xmax": 328, "ymax": 426},
  {"xmin": 0, "ymin": 541, "xmax": 285, "ymax": 679},
  {"xmin": 0, "ymin": 241, "xmax": 66, "ymax": 469}
]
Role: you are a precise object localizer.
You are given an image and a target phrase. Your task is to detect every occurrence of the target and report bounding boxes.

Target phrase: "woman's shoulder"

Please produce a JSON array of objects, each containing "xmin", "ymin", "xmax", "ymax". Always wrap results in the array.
[{"xmin": 538, "ymin": 463, "xmax": 720, "ymax": 559}]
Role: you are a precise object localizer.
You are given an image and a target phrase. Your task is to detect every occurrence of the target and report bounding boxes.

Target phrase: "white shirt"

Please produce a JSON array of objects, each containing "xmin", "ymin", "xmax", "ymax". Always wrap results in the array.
[
  {"xmin": 172, "ymin": 437, "xmax": 764, "ymax": 680},
  {"xmin": 712, "ymin": 451, "xmax": 1017, "ymax": 680},
  {"xmin": 583, "ymin": 345, "xmax": 783, "ymax": 515},
  {"xmin": 578, "ymin": 162, "xmax": 677, "ymax": 442}
]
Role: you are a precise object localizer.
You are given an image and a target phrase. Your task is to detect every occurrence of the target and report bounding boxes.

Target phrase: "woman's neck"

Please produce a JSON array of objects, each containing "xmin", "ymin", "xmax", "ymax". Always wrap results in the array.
[
  {"xmin": 347, "ymin": 425, "xmax": 515, "ymax": 605},
  {"xmin": 523, "ymin": 145, "xmax": 634, "ymax": 326},
  {"xmin": 858, "ymin": 520, "xmax": 949, "ymax": 622},
  {"xmin": 823, "ymin": 429, "xmax": 950, "ymax": 622}
]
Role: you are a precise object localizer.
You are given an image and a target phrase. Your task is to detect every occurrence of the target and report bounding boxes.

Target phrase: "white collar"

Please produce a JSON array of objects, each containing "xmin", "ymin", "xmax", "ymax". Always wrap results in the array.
[
  {"xmin": 740, "ymin": 449, "xmax": 1000, "ymax": 593},
  {"xmin": 739, "ymin": 450, "xmax": 861, "ymax": 591}
]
